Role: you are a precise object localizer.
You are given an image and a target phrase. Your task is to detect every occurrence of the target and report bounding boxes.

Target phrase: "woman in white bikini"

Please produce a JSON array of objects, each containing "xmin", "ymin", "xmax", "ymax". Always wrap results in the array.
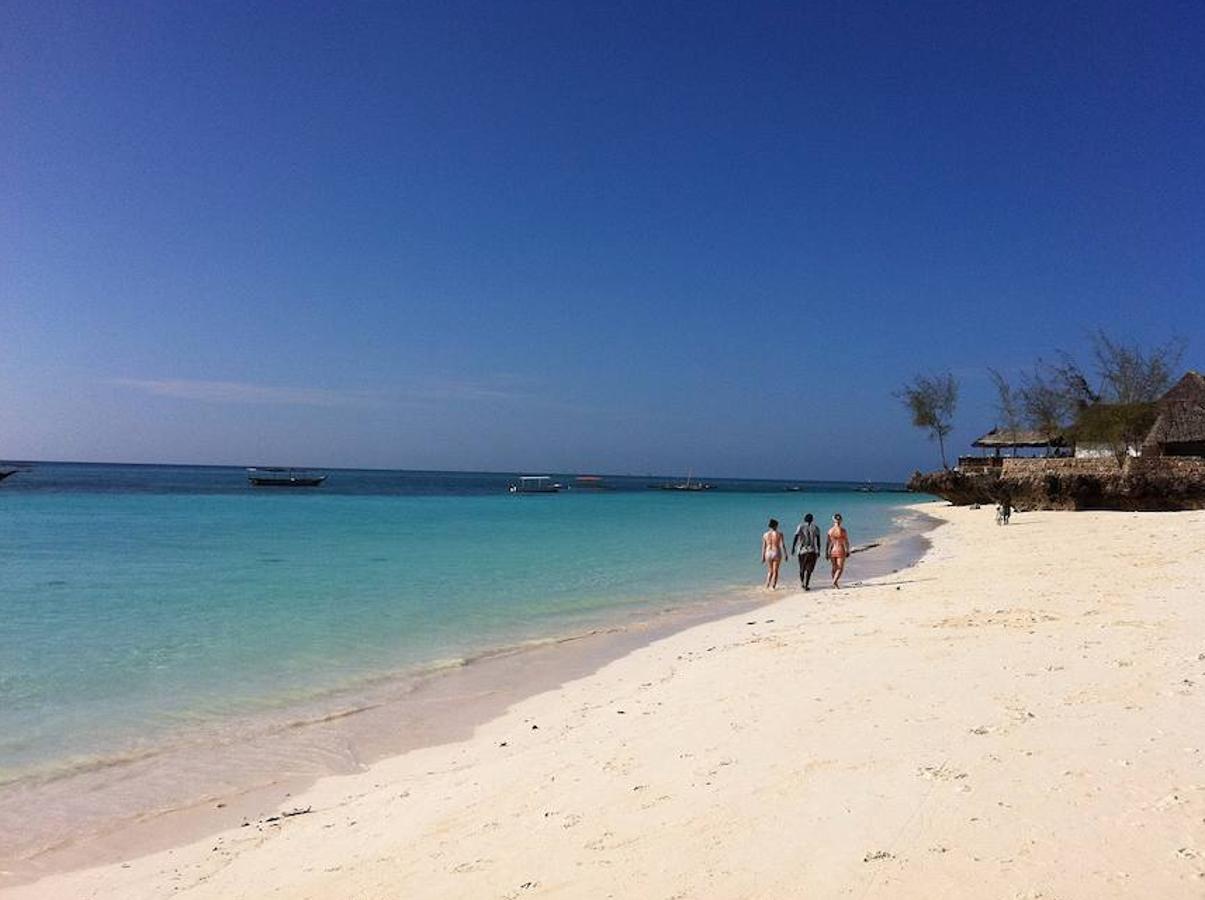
[{"xmin": 761, "ymin": 518, "xmax": 786, "ymax": 589}]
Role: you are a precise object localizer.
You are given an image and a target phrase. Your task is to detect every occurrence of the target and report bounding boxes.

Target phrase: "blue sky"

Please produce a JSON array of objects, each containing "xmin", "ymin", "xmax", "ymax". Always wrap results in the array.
[{"xmin": 2, "ymin": 1, "xmax": 1203, "ymax": 479}]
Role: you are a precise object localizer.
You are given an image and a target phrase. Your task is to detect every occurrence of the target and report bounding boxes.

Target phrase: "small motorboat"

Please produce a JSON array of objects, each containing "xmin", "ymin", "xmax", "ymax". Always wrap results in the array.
[
  {"xmin": 508, "ymin": 476, "xmax": 563, "ymax": 494},
  {"xmin": 247, "ymin": 467, "xmax": 327, "ymax": 487}
]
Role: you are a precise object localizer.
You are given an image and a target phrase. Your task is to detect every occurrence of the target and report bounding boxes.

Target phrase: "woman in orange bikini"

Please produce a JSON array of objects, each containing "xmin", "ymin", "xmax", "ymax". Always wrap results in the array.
[{"xmin": 825, "ymin": 513, "xmax": 850, "ymax": 588}]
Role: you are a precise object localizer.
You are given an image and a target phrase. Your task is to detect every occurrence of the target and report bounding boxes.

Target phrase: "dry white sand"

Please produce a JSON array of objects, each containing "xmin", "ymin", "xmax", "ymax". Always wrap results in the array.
[{"xmin": 9, "ymin": 503, "xmax": 1205, "ymax": 899}]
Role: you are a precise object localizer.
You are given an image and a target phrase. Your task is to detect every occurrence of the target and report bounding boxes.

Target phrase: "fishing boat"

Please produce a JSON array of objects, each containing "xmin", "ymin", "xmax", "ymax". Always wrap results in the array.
[
  {"xmin": 508, "ymin": 476, "xmax": 563, "ymax": 494},
  {"xmin": 247, "ymin": 467, "xmax": 327, "ymax": 487}
]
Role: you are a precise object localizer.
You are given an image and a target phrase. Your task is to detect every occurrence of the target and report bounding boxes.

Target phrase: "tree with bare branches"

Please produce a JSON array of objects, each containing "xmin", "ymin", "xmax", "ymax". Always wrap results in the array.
[
  {"xmin": 1089, "ymin": 330, "xmax": 1185, "ymax": 404},
  {"xmin": 1004, "ymin": 331, "xmax": 1185, "ymax": 464},
  {"xmin": 988, "ymin": 368, "xmax": 1023, "ymax": 455},
  {"xmin": 1018, "ymin": 367, "xmax": 1069, "ymax": 451}
]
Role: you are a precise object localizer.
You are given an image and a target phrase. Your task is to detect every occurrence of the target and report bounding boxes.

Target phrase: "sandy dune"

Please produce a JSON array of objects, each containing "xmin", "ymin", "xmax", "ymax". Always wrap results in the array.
[{"xmin": 9, "ymin": 503, "xmax": 1205, "ymax": 899}]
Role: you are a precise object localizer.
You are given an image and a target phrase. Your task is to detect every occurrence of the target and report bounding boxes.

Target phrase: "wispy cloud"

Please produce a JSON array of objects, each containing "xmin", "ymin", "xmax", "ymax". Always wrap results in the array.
[
  {"xmin": 400, "ymin": 377, "xmax": 530, "ymax": 404},
  {"xmin": 110, "ymin": 376, "xmax": 532, "ymax": 408}
]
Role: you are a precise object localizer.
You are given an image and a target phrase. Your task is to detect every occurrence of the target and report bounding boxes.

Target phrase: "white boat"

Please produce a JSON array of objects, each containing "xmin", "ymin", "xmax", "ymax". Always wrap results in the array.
[{"xmin": 508, "ymin": 476, "xmax": 562, "ymax": 494}]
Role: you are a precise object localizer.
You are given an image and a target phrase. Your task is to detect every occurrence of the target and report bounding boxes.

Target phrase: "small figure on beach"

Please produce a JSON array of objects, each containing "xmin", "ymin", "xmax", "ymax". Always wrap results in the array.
[
  {"xmin": 995, "ymin": 497, "xmax": 1013, "ymax": 525},
  {"xmin": 791, "ymin": 513, "xmax": 821, "ymax": 591},
  {"xmin": 825, "ymin": 513, "xmax": 850, "ymax": 588},
  {"xmin": 761, "ymin": 518, "xmax": 786, "ymax": 589}
]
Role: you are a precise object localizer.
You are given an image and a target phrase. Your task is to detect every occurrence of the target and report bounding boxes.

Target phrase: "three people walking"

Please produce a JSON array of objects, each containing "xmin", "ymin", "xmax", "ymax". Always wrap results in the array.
[{"xmin": 763, "ymin": 512, "xmax": 851, "ymax": 590}]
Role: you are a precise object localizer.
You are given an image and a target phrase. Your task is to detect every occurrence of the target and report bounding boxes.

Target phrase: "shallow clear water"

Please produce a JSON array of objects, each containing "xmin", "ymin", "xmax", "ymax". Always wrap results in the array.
[{"xmin": 0, "ymin": 463, "xmax": 917, "ymax": 784}]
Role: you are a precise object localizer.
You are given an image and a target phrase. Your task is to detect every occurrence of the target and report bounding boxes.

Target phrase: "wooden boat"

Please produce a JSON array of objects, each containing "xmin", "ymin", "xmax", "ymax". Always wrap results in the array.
[
  {"xmin": 247, "ymin": 467, "xmax": 327, "ymax": 487},
  {"xmin": 508, "ymin": 476, "xmax": 562, "ymax": 494},
  {"xmin": 652, "ymin": 471, "xmax": 714, "ymax": 491}
]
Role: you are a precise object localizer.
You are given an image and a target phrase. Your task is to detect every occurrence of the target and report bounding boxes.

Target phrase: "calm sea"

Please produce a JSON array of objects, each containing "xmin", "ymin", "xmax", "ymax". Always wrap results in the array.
[{"xmin": 0, "ymin": 462, "xmax": 919, "ymax": 787}]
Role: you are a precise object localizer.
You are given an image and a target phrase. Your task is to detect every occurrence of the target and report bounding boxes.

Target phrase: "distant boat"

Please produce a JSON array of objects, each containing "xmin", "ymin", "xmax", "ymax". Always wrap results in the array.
[
  {"xmin": 0, "ymin": 467, "xmax": 17, "ymax": 483},
  {"xmin": 856, "ymin": 481, "xmax": 878, "ymax": 493},
  {"xmin": 784, "ymin": 485, "xmax": 804, "ymax": 492},
  {"xmin": 247, "ymin": 467, "xmax": 327, "ymax": 487},
  {"xmin": 653, "ymin": 471, "xmax": 714, "ymax": 492},
  {"xmin": 573, "ymin": 475, "xmax": 611, "ymax": 491},
  {"xmin": 509, "ymin": 475, "xmax": 563, "ymax": 494}
]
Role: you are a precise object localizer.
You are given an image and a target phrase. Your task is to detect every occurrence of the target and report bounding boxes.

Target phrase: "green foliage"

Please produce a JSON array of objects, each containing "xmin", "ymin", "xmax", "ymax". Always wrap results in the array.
[
  {"xmin": 1071, "ymin": 402, "xmax": 1159, "ymax": 463},
  {"xmin": 895, "ymin": 372, "xmax": 958, "ymax": 468}
]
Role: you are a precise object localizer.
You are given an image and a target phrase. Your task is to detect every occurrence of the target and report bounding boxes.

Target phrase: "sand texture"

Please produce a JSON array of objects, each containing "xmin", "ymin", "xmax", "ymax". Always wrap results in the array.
[{"xmin": 8, "ymin": 504, "xmax": 1205, "ymax": 899}]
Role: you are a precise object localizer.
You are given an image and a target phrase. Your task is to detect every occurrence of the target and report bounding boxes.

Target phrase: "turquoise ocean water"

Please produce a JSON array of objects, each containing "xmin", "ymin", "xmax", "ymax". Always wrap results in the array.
[{"xmin": 1, "ymin": 464, "xmax": 920, "ymax": 787}]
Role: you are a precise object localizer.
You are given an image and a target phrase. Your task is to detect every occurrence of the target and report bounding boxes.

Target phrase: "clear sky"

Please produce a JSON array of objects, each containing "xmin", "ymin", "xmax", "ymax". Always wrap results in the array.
[{"xmin": 2, "ymin": 1, "xmax": 1203, "ymax": 479}]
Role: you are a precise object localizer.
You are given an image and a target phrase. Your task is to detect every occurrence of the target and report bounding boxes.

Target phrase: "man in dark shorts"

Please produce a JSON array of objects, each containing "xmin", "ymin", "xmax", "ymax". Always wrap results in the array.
[{"xmin": 791, "ymin": 513, "xmax": 821, "ymax": 590}]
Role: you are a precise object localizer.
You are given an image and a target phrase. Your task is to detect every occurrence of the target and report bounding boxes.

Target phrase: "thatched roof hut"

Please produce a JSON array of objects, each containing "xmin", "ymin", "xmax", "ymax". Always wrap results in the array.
[
  {"xmin": 1144, "ymin": 371, "xmax": 1205, "ymax": 456},
  {"xmin": 972, "ymin": 428, "xmax": 1066, "ymax": 451}
]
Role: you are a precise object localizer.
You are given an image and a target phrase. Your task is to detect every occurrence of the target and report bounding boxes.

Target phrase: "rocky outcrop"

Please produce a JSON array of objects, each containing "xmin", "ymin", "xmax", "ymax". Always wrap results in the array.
[
  {"xmin": 907, "ymin": 468, "xmax": 1001, "ymax": 506},
  {"xmin": 909, "ymin": 457, "xmax": 1205, "ymax": 511}
]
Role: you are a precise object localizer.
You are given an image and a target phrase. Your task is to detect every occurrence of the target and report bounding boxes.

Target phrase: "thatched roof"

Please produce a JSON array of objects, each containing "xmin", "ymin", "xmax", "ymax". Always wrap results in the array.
[
  {"xmin": 1159, "ymin": 370, "xmax": 1205, "ymax": 405},
  {"xmin": 973, "ymin": 427, "xmax": 1066, "ymax": 448},
  {"xmin": 1145, "ymin": 371, "xmax": 1205, "ymax": 447}
]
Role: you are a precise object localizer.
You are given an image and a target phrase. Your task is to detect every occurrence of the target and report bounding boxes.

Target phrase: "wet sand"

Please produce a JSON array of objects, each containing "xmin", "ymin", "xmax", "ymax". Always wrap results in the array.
[{"xmin": 0, "ymin": 512, "xmax": 932, "ymax": 890}]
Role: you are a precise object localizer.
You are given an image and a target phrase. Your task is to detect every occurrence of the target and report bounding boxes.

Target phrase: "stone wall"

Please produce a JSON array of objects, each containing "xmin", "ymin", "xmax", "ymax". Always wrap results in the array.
[
  {"xmin": 914, "ymin": 455, "xmax": 1205, "ymax": 510},
  {"xmin": 1000, "ymin": 458, "xmax": 1120, "ymax": 478},
  {"xmin": 1127, "ymin": 456, "xmax": 1205, "ymax": 478}
]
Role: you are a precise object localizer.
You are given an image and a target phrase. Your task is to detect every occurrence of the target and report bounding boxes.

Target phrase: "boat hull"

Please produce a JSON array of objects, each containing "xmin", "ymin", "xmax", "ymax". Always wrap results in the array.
[
  {"xmin": 249, "ymin": 476, "xmax": 327, "ymax": 487},
  {"xmin": 246, "ymin": 468, "xmax": 327, "ymax": 487}
]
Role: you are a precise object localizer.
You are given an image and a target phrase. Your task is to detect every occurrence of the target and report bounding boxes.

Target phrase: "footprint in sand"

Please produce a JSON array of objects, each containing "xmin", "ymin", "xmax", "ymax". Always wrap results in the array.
[
  {"xmin": 1153, "ymin": 791, "xmax": 1190, "ymax": 811},
  {"xmin": 451, "ymin": 858, "xmax": 492, "ymax": 874},
  {"xmin": 917, "ymin": 765, "xmax": 968, "ymax": 782}
]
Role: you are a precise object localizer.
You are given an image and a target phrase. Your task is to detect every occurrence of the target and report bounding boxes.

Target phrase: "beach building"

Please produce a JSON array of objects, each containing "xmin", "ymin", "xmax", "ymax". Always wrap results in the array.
[
  {"xmin": 1073, "ymin": 441, "xmax": 1139, "ymax": 459},
  {"xmin": 957, "ymin": 428, "xmax": 1067, "ymax": 471},
  {"xmin": 958, "ymin": 373, "xmax": 1205, "ymax": 467},
  {"xmin": 1142, "ymin": 370, "xmax": 1205, "ymax": 457}
]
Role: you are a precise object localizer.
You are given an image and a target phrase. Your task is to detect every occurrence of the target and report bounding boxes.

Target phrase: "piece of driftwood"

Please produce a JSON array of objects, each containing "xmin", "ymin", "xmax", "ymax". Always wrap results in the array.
[{"xmin": 262, "ymin": 806, "xmax": 313, "ymax": 825}]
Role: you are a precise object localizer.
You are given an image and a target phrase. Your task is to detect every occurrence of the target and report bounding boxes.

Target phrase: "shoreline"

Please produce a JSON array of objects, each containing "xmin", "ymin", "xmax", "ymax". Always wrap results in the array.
[
  {"xmin": 11, "ymin": 501, "xmax": 1204, "ymax": 898},
  {"xmin": 0, "ymin": 505, "xmax": 936, "ymax": 888}
]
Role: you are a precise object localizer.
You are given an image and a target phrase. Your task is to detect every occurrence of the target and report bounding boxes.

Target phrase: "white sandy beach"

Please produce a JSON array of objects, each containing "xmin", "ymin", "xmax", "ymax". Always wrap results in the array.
[{"xmin": 8, "ymin": 502, "xmax": 1205, "ymax": 899}]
